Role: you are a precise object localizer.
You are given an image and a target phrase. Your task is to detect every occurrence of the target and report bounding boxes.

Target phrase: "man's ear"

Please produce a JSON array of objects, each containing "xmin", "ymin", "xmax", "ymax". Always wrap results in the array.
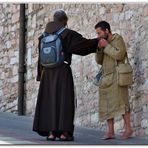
[{"xmin": 105, "ymin": 29, "xmax": 109, "ymax": 34}]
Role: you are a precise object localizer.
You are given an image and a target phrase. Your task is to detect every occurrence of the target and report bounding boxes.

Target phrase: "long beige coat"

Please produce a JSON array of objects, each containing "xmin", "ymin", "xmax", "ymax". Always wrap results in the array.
[{"xmin": 95, "ymin": 33, "xmax": 130, "ymax": 121}]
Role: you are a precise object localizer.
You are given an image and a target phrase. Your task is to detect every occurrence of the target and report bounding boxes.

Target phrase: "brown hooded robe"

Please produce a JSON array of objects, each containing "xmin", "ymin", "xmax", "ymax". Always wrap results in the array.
[{"xmin": 33, "ymin": 21, "xmax": 98, "ymax": 137}]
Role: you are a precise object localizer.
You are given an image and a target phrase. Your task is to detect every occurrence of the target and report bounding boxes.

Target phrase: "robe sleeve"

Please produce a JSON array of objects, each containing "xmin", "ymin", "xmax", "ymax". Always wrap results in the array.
[
  {"xmin": 103, "ymin": 36, "xmax": 126, "ymax": 60},
  {"xmin": 65, "ymin": 30, "xmax": 98, "ymax": 56},
  {"xmin": 36, "ymin": 36, "xmax": 43, "ymax": 81},
  {"xmin": 95, "ymin": 49, "xmax": 104, "ymax": 65}
]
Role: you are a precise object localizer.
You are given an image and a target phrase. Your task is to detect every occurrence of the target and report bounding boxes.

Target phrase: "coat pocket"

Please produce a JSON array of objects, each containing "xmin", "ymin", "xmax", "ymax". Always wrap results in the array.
[{"xmin": 99, "ymin": 73, "xmax": 114, "ymax": 89}]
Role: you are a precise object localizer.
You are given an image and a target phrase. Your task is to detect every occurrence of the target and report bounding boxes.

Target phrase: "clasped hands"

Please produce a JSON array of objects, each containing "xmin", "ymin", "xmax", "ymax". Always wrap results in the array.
[{"xmin": 98, "ymin": 38, "xmax": 108, "ymax": 49}]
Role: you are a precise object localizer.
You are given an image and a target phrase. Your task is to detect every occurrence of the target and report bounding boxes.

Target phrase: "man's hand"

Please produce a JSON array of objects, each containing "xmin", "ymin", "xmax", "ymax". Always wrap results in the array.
[{"xmin": 98, "ymin": 38, "xmax": 108, "ymax": 49}]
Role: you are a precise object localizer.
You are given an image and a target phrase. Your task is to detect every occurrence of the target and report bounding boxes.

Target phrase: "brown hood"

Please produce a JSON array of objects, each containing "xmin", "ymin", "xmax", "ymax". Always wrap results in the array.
[{"xmin": 45, "ymin": 21, "xmax": 65, "ymax": 34}]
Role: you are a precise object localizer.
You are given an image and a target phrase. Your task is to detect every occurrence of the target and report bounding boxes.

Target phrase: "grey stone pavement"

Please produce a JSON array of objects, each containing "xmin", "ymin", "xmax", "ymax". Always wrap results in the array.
[{"xmin": 0, "ymin": 112, "xmax": 148, "ymax": 145}]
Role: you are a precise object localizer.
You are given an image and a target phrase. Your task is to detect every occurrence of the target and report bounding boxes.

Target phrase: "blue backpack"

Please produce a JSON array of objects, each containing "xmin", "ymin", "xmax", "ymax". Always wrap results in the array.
[{"xmin": 40, "ymin": 27, "xmax": 66, "ymax": 68}]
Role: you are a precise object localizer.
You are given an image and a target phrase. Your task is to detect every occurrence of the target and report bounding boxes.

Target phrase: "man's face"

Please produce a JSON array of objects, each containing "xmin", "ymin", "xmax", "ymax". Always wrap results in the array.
[{"xmin": 96, "ymin": 27, "xmax": 109, "ymax": 40}]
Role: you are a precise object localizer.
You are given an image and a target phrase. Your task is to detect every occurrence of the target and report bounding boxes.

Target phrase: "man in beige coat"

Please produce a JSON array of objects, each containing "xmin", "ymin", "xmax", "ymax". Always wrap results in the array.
[{"xmin": 95, "ymin": 21, "xmax": 132, "ymax": 140}]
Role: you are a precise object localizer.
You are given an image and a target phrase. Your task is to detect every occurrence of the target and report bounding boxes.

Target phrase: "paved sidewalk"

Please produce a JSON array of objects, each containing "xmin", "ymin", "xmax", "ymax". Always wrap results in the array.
[
  {"xmin": 0, "ymin": 112, "xmax": 148, "ymax": 145},
  {"xmin": 0, "ymin": 134, "xmax": 36, "ymax": 144}
]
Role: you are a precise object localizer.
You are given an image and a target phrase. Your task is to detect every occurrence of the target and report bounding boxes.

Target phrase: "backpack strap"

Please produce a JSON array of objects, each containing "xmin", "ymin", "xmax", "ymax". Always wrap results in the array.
[
  {"xmin": 56, "ymin": 27, "xmax": 66, "ymax": 36},
  {"xmin": 125, "ymin": 52, "xmax": 130, "ymax": 64},
  {"xmin": 115, "ymin": 52, "xmax": 129, "ymax": 66},
  {"xmin": 42, "ymin": 32, "xmax": 47, "ymax": 37}
]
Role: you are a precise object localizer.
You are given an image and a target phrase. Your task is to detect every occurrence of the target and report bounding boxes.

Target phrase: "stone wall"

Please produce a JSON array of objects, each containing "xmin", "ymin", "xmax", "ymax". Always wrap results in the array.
[
  {"xmin": 0, "ymin": 3, "xmax": 148, "ymax": 138},
  {"xmin": 0, "ymin": 4, "xmax": 19, "ymax": 113}
]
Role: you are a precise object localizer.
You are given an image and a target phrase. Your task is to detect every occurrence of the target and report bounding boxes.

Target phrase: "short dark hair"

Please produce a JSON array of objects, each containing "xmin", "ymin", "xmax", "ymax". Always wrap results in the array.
[
  {"xmin": 53, "ymin": 10, "xmax": 68, "ymax": 22},
  {"xmin": 95, "ymin": 21, "xmax": 111, "ymax": 32}
]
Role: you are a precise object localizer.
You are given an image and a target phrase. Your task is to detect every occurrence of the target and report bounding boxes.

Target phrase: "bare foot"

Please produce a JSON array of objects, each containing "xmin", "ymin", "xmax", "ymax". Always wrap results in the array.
[
  {"xmin": 60, "ymin": 134, "xmax": 66, "ymax": 139},
  {"xmin": 120, "ymin": 131, "xmax": 133, "ymax": 140},
  {"xmin": 60, "ymin": 132, "xmax": 74, "ymax": 141},
  {"xmin": 101, "ymin": 132, "xmax": 115, "ymax": 140},
  {"xmin": 46, "ymin": 131, "xmax": 56, "ymax": 141},
  {"xmin": 48, "ymin": 134, "xmax": 55, "ymax": 139}
]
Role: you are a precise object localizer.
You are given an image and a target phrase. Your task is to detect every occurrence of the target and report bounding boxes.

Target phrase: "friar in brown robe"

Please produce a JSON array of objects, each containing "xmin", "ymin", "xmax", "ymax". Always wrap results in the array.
[{"xmin": 33, "ymin": 10, "xmax": 98, "ymax": 141}]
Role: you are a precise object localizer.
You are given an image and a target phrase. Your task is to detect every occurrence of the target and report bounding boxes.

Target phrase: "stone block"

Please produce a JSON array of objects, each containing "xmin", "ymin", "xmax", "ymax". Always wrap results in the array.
[
  {"xmin": 10, "ymin": 75, "xmax": 18, "ymax": 83},
  {"xmin": 125, "ymin": 10, "xmax": 133, "ymax": 20},
  {"xmin": 141, "ymin": 119, "xmax": 148, "ymax": 128},
  {"xmin": 27, "ymin": 69, "xmax": 32, "ymax": 80},
  {"xmin": 10, "ymin": 57, "xmax": 18, "ymax": 65},
  {"xmin": 12, "ymin": 65, "xmax": 18, "ymax": 76},
  {"xmin": 0, "ymin": 90, "xmax": 3, "ymax": 97},
  {"xmin": 27, "ymin": 48, "xmax": 32, "ymax": 65},
  {"xmin": 28, "ymin": 4, "xmax": 33, "ymax": 14},
  {"xmin": 90, "ymin": 112, "xmax": 98, "ymax": 124},
  {"xmin": 1, "ymin": 72, "xmax": 5, "ymax": 80},
  {"xmin": 144, "ymin": 5, "xmax": 148, "ymax": 16},
  {"xmin": 0, "ymin": 26, "xmax": 4, "ymax": 35},
  {"xmin": 12, "ymin": 12, "xmax": 19, "ymax": 23}
]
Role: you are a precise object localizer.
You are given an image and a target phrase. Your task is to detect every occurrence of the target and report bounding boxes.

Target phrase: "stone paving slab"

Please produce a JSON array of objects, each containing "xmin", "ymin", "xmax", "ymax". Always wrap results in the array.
[{"xmin": 0, "ymin": 135, "xmax": 37, "ymax": 144}]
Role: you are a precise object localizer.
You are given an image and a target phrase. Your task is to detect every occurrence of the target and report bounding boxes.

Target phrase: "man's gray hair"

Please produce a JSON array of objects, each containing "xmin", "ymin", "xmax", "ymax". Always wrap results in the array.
[{"xmin": 53, "ymin": 9, "xmax": 68, "ymax": 22}]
